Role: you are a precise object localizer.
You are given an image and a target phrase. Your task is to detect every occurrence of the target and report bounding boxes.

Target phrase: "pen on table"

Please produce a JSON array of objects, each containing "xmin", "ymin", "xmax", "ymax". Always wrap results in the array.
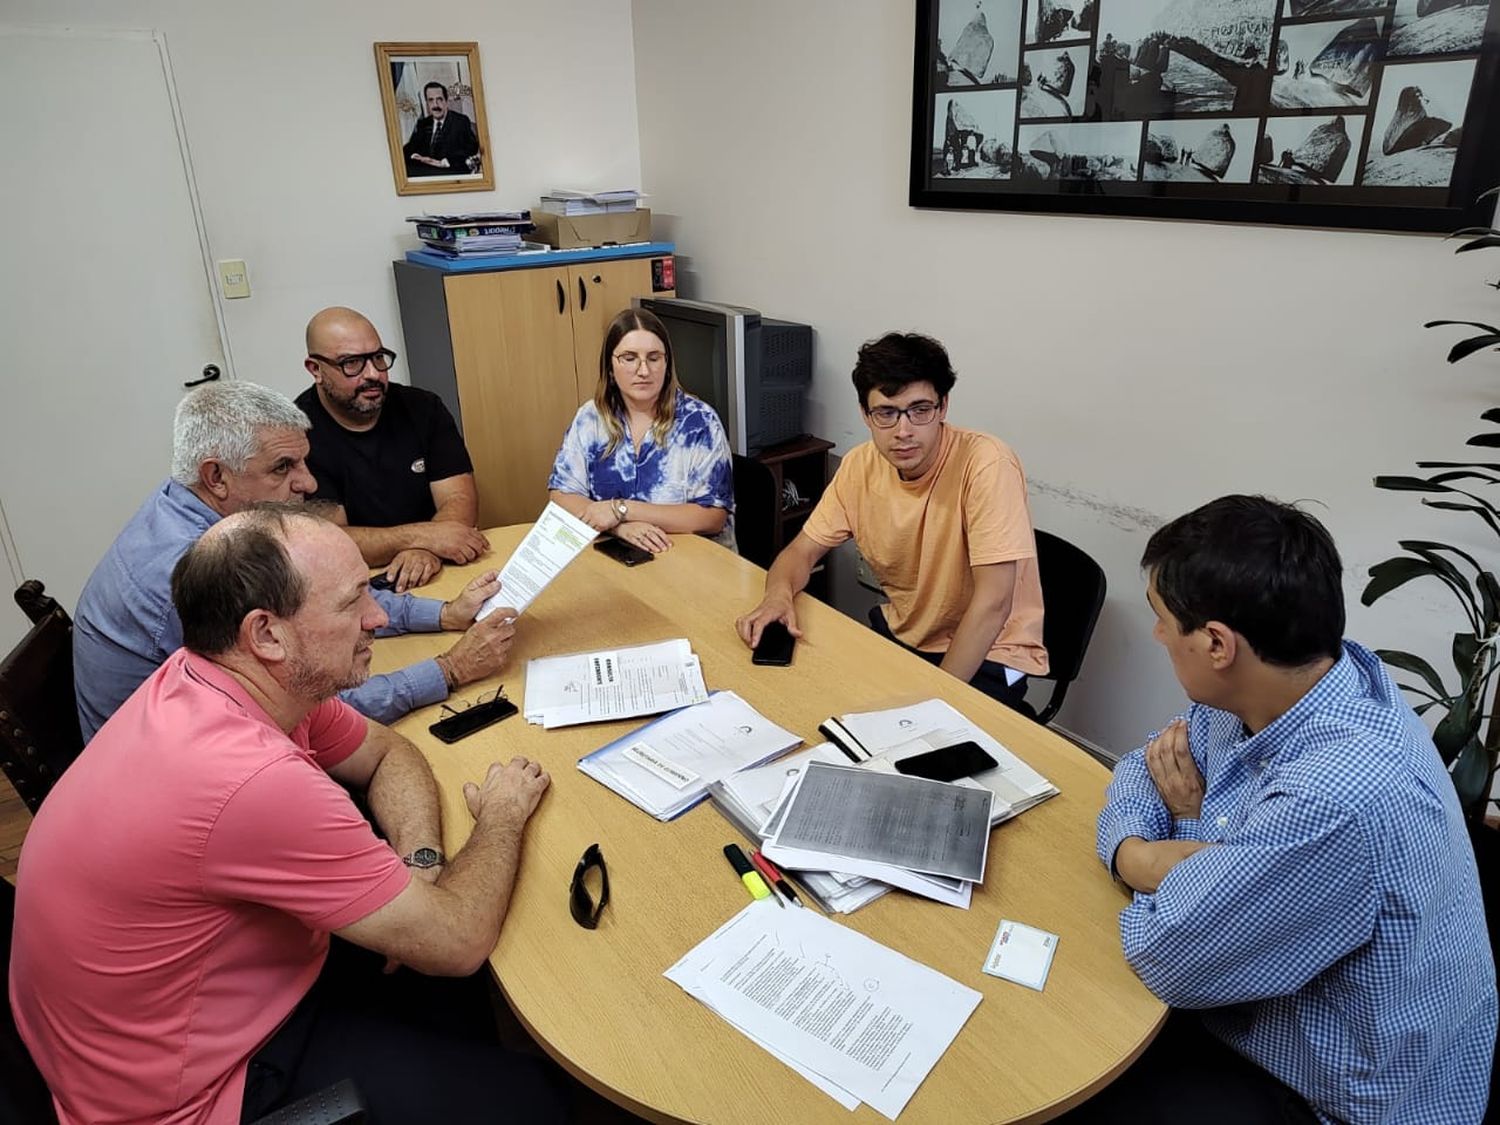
[
  {"xmin": 751, "ymin": 849, "xmax": 804, "ymax": 909},
  {"xmin": 722, "ymin": 844, "xmax": 778, "ymax": 906}
]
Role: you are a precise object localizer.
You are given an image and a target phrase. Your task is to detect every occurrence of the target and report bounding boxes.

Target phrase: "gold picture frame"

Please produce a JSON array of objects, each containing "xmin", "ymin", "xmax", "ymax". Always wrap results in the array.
[{"xmin": 375, "ymin": 41, "xmax": 494, "ymax": 196}]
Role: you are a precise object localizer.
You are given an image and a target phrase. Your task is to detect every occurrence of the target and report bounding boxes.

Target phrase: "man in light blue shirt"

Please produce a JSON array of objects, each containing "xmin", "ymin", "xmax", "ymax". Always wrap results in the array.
[
  {"xmin": 1083, "ymin": 495, "xmax": 1495, "ymax": 1125},
  {"xmin": 74, "ymin": 382, "xmax": 516, "ymax": 741}
]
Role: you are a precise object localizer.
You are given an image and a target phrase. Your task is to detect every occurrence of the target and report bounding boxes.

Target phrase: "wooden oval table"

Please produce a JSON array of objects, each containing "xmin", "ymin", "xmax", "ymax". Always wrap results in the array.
[{"xmin": 373, "ymin": 527, "xmax": 1165, "ymax": 1124}]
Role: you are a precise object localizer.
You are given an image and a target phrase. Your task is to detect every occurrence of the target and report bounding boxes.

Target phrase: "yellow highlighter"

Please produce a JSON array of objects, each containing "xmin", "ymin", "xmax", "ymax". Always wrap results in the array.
[{"xmin": 723, "ymin": 843, "xmax": 775, "ymax": 903}]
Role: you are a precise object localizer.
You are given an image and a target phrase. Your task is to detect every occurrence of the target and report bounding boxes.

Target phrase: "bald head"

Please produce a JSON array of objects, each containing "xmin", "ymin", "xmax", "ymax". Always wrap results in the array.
[{"xmin": 305, "ymin": 307, "xmax": 378, "ymax": 355}]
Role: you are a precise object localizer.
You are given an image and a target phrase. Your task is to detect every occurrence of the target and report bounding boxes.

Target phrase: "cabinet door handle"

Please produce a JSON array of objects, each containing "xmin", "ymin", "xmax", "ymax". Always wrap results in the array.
[
  {"xmin": 578, "ymin": 276, "xmax": 588, "ymax": 311},
  {"xmin": 556, "ymin": 278, "xmax": 565, "ymax": 314}
]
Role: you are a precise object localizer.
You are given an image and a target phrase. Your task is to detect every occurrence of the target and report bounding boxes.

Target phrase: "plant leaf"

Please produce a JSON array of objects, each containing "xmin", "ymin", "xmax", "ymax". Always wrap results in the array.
[
  {"xmin": 1414, "ymin": 700, "xmax": 1440, "ymax": 715},
  {"xmin": 1450, "ymin": 735, "xmax": 1491, "ymax": 815},
  {"xmin": 1455, "ymin": 237, "xmax": 1500, "ymax": 254},
  {"xmin": 1482, "ymin": 408, "xmax": 1500, "ymax": 425},
  {"xmin": 1415, "ymin": 462, "xmax": 1500, "ymax": 470},
  {"xmin": 1454, "ymin": 632, "xmax": 1481, "ymax": 679},
  {"xmin": 1433, "ymin": 688, "xmax": 1476, "ymax": 764},
  {"xmin": 1421, "ymin": 501, "xmax": 1500, "ymax": 542},
  {"xmin": 1480, "ymin": 572, "xmax": 1500, "ymax": 625},
  {"xmin": 1447, "ymin": 335, "xmax": 1500, "ymax": 364},
  {"xmin": 1468, "ymin": 433, "xmax": 1500, "ymax": 448},
  {"xmin": 1428, "ymin": 470, "xmax": 1500, "ymax": 486},
  {"xmin": 1426, "ymin": 319, "xmax": 1500, "ymax": 332},
  {"xmin": 1396, "ymin": 542, "xmax": 1482, "ymax": 627},
  {"xmin": 1373, "ymin": 475, "xmax": 1456, "ymax": 493},
  {"xmin": 1447, "ymin": 227, "xmax": 1500, "ymax": 240},
  {"xmin": 1401, "ymin": 538, "xmax": 1483, "ymax": 574},
  {"xmin": 1376, "ymin": 648, "xmax": 1452, "ymax": 699}
]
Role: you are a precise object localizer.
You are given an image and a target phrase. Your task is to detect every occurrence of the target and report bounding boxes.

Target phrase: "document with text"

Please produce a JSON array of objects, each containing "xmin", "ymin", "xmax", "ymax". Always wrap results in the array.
[
  {"xmin": 523, "ymin": 638, "xmax": 708, "ymax": 730},
  {"xmin": 664, "ymin": 901, "xmax": 981, "ymax": 1119},
  {"xmin": 479, "ymin": 501, "xmax": 596, "ymax": 619}
]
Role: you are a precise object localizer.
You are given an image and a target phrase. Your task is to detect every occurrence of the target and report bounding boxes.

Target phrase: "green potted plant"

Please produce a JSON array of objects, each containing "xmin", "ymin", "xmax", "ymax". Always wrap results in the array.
[{"xmin": 1363, "ymin": 192, "xmax": 1500, "ymax": 828}]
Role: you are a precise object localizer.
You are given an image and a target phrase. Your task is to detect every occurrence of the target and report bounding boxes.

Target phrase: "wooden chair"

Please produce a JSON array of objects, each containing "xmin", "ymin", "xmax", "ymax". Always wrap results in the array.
[{"xmin": 0, "ymin": 583, "xmax": 84, "ymax": 814}]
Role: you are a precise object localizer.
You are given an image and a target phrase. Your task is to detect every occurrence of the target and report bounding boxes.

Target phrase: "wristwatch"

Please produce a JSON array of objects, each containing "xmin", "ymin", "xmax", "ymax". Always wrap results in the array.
[
  {"xmin": 613, "ymin": 499, "xmax": 629, "ymax": 522},
  {"xmin": 401, "ymin": 846, "xmax": 446, "ymax": 869}
]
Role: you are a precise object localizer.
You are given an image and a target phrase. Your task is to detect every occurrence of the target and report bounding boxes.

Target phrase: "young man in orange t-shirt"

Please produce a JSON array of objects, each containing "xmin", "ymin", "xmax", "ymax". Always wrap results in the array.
[{"xmin": 736, "ymin": 332, "xmax": 1047, "ymax": 710}]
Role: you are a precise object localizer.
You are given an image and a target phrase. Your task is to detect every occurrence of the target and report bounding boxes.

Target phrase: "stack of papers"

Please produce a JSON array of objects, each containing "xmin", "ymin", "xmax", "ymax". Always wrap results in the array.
[
  {"xmin": 523, "ymin": 638, "xmax": 707, "ymax": 731},
  {"xmin": 578, "ymin": 691, "xmax": 800, "ymax": 820},
  {"xmin": 540, "ymin": 187, "xmax": 643, "ymax": 215},
  {"xmin": 479, "ymin": 502, "xmax": 596, "ymax": 620},
  {"xmin": 762, "ymin": 763, "xmax": 991, "ymax": 909},
  {"xmin": 823, "ymin": 699, "xmax": 1059, "ymax": 824},
  {"xmin": 665, "ymin": 902, "xmax": 981, "ymax": 1118},
  {"xmin": 707, "ymin": 745, "xmax": 890, "ymax": 914},
  {"xmin": 406, "ymin": 211, "xmax": 534, "ymax": 256}
]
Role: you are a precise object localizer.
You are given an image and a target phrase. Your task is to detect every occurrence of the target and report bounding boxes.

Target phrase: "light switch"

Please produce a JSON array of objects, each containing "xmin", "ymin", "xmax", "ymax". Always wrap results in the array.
[{"xmin": 217, "ymin": 259, "xmax": 251, "ymax": 299}]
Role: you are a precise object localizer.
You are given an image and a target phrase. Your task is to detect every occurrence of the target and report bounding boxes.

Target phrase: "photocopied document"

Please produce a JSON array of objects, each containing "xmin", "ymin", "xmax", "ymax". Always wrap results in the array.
[
  {"xmin": 523, "ymin": 638, "xmax": 708, "ymax": 730},
  {"xmin": 578, "ymin": 690, "xmax": 800, "ymax": 820},
  {"xmin": 478, "ymin": 501, "xmax": 597, "ymax": 619},
  {"xmin": 665, "ymin": 902, "xmax": 982, "ymax": 1119}
]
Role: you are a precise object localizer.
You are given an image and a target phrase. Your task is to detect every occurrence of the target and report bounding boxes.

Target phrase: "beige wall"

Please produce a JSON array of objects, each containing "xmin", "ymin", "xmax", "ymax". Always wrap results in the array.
[{"xmin": 632, "ymin": 0, "xmax": 1498, "ymax": 754}]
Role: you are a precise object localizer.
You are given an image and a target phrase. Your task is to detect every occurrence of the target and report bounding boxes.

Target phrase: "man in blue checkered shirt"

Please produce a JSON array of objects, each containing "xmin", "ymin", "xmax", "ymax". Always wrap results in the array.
[{"xmin": 1085, "ymin": 496, "xmax": 1495, "ymax": 1124}]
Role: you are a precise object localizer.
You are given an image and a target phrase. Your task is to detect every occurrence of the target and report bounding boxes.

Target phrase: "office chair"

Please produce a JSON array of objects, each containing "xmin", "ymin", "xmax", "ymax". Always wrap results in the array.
[
  {"xmin": 0, "ymin": 583, "xmax": 85, "ymax": 814},
  {"xmin": 1022, "ymin": 531, "xmax": 1107, "ymax": 726}
]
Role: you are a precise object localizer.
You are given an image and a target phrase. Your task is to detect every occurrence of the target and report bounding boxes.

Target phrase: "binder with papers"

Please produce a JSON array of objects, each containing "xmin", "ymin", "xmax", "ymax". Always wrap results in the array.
[
  {"xmin": 577, "ymin": 691, "xmax": 801, "ymax": 820},
  {"xmin": 522, "ymin": 638, "xmax": 706, "ymax": 730}
]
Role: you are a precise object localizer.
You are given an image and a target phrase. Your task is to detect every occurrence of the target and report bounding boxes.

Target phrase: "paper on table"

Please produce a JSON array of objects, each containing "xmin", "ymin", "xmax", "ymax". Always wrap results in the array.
[
  {"xmin": 479, "ymin": 501, "xmax": 596, "ymax": 619},
  {"xmin": 664, "ymin": 902, "xmax": 982, "ymax": 1120},
  {"xmin": 522, "ymin": 638, "xmax": 707, "ymax": 729},
  {"xmin": 769, "ymin": 762, "xmax": 993, "ymax": 883},
  {"xmin": 578, "ymin": 690, "xmax": 800, "ymax": 819},
  {"xmin": 761, "ymin": 841, "xmax": 973, "ymax": 909}
]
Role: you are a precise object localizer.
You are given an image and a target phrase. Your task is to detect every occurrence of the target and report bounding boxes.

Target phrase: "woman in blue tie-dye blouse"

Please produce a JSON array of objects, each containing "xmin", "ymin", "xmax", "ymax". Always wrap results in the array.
[{"xmin": 548, "ymin": 308, "xmax": 735, "ymax": 553}]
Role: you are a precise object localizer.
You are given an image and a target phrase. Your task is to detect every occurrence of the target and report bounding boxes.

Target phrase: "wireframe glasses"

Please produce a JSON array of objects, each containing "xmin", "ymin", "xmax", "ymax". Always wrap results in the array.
[
  {"xmin": 437, "ymin": 685, "xmax": 506, "ymax": 719},
  {"xmin": 612, "ymin": 350, "xmax": 666, "ymax": 369},
  {"xmin": 866, "ymin": 401, "xmax": 939, "ymax": 428},
  {"xmin": 310, "ymin": 349, "xmax": 398, "ymax": 378},
  {"xmin": 570, "ymin": 843, "xmax": 610, "ymax": 929}
]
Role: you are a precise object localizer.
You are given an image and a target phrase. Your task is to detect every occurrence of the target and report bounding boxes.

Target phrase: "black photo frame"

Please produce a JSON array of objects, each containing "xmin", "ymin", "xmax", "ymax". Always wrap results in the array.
[{"xmin": 910, "ymin": 0, "xmax": 1500, "ymax": 232}]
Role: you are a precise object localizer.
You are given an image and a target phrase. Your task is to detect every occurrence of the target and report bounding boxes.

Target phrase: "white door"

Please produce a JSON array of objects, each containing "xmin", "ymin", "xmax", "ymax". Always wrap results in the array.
[{"xmin": 0, "ymin": 27, "xmax": 228, "ymax": 651}]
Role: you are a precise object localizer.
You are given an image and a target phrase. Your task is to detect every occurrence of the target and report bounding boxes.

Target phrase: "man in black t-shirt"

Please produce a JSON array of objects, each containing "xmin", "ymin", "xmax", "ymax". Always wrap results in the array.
[{"xmin": 298, "ymin": 307, "xmax": 489, "ymax": 591}]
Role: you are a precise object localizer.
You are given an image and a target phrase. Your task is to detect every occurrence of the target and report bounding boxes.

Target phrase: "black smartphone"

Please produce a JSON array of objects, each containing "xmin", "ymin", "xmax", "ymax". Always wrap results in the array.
[
  {"xmin": 752, "ymin": 621, "xmax": 796, "ymax": 666},
  {"xmin": 428, "ymin": 696, "xmax": 519, "ymax": 744},
  {"xmin": 594, "ymin": 538, "xmax": 653, "ymax": 567},
  {"xmin": 368, "ymin": 573, "xmax": 396, "ymax": 591},
  {"xmin": 894, "ymin": 741, "xmax": 999, "ymax": 782}
]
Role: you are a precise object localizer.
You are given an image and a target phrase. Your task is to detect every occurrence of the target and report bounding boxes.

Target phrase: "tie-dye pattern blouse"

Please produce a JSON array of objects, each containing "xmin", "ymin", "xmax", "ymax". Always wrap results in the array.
[{"xmin": 548, "ymin": 389, "xmax": 736, "ymax": 549}]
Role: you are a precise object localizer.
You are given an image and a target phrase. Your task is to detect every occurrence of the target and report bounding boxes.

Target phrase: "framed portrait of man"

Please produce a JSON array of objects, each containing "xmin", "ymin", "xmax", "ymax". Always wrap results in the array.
[{"xmin": 376, "ymin": 41, "xmax": 494, "ymax": 196}]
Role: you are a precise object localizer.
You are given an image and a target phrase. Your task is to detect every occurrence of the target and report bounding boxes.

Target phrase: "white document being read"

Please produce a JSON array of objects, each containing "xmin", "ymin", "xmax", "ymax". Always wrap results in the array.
[
  {"xmin": 664, "ymin": 902, "xmax": 981, "ymax": 1120},
  {"xmin": 523, "ymin": 638, "xmax": 708, "ymax": 730},
  {"xmin": 478, "ymin": 501, "xmax": 597, "ymax": 619}
]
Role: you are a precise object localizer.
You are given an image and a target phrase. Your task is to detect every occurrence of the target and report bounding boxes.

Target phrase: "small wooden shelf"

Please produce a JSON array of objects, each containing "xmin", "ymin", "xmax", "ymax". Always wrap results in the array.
[{"xmin": 733, "ymin": 435, "xmax": 834, "ymax": 570}]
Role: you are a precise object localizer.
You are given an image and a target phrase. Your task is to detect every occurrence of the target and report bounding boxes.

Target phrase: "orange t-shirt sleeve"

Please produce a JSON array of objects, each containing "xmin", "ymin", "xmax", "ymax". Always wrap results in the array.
[
  {"xmin": 801, "ymin": 454, "xmax": 857, "ymax": 549},
  {"xmin": 963, "ymin": 445, "xmax": 1037, "ymax": 567}
]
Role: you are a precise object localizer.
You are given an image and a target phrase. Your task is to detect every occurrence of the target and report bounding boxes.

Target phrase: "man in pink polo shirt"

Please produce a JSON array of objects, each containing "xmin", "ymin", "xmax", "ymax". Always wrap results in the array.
[{"xmin": 10, "ymin": 507, "xmax": 562, "ymax": 1123}]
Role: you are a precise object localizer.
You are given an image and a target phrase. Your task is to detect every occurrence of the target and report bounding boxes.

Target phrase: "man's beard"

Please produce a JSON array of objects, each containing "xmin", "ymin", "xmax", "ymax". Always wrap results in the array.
[
  {"xmin": 326, "ymin": 379, "xmax": 385, "ymax": 420},
  {"xmin": 286, "ymin": 634, "xmax": 374, "ymax": 701}
]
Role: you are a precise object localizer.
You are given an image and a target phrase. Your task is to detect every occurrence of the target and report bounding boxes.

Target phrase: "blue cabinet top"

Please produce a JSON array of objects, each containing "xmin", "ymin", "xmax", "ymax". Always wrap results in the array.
[{"xmin": 402, "ymin": 241, "xmax": 676, "ymax": 274}]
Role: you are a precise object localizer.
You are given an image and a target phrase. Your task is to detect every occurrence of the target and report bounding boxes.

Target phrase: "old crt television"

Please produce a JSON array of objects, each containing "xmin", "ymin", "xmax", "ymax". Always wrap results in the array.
[{"xmin": 634, "ymin": 297, "xmax": 812, "ymax": 456}]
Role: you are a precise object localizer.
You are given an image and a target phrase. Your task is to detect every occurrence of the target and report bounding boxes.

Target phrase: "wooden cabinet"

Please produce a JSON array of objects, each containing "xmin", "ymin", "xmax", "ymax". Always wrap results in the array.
[
  {"xmin": 732, "ymin": 435, "xmax": 834, "ymax": 570},
  {"xmin": 394, "ymin": 250, "xmax": 674, "ymax": 527}
]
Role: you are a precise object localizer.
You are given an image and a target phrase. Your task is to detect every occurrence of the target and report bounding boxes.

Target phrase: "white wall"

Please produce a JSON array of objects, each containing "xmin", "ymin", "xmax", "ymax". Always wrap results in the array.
[
  {"xmin": 632, "ymin": 0, "xmax": 1500, "ymax": 755},
  {"xmin": 5, "ymin": 0, "xmax": 642, "ymax": 401}
]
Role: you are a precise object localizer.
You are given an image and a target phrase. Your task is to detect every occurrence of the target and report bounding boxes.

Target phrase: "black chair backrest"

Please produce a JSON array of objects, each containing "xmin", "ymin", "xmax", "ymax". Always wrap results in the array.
[
  {"xmin": 1031, "ymin": 530, "xmax": 1107, "ymax": 725},
  {"xmin": 0, "ymin": 584, "xmax": 84, "ymax": 815},
  {"xmin": 0, "ymin": 878, "xmax": 60, "ymax": 1123}
]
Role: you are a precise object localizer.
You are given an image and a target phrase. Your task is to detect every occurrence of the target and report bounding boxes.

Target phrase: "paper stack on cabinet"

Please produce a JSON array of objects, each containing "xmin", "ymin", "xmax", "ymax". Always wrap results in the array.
[
  {"xmin": 522, "ymin": 638, "xmax": 707, "ymax": 730},
  {"xmin": 822, "ymin": 698, "xmax": 1059, "ymax": 823},
  {"xmin": 578, "ymin": 691, "xmax": 801, "ymax": 820},
  {"xmin": 665, "ymin": 901, "xmax": 981, "ymax": 1119}
]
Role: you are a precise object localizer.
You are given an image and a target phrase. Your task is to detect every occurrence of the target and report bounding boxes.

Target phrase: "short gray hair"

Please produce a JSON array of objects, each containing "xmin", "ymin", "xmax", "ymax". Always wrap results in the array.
[{"xmin": 170, "ymin": 382, "xmax": 310, "ymax": 486}]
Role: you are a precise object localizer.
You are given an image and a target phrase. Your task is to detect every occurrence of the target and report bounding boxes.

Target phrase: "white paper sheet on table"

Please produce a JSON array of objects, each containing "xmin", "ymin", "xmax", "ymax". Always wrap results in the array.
[
  {"xmin": 576, "ymin": 690, "xmax": 800, "ymax": 820},
  {"xmin": 479, "ymin": 501, "xmax": 596, "ymax": 619},
  {"xmin": 522, "ymin": 638, "xmax": 708, "ymax": 730},
  {"xmin": 664, "ymin": 901, "xmax": 982, "ymax": 1119}
]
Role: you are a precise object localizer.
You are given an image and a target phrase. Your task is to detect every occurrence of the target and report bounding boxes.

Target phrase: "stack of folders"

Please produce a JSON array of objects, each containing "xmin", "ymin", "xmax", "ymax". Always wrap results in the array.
[
  {"xmin": 538, "ymin": 188, "xmax": 643, "ymax": 215},
  {"xmin": 821, "ymin": 698, "xmax": 1059, "ymax": 824},
  {"xmin": 406, "ymin": 210, "xmax": 535, "ymax": 256},
  {"xmin": 760, "ymin": 762, "xmax": 994, "ymax": 909},
  {"xmin": 522, "ymin": 638, "xmax": 706, "ymax": 730},
  {"xmin": 707, "ymin": 745, "xmax": 890, "ymax": 914},
  {"xmin": 578, "ymin": 691, "xmax": 801, "ymax": 820}
]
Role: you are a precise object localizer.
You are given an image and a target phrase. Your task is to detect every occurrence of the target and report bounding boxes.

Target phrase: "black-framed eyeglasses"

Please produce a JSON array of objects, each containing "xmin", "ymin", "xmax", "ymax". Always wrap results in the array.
[
  {"xmin": 866, "ymin": 401, "xmax": 939, "ymax": 429},
  {"xmin": 438, "ymin": 686, "xmax": 506, "ymax": 719},
  {"xmin": 569, "ymin": 843, "xmax": 610, "ymax": 930},
  {"xmin": 309, "ymin": 349, "xmax": 398, "ymax": 378}
]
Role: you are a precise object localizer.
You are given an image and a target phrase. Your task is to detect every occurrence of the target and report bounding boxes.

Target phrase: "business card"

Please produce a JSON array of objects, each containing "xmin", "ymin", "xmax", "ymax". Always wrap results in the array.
[{"xmin": 982, "ymin": 919, "xmax": 1058, "ymax": 991}]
